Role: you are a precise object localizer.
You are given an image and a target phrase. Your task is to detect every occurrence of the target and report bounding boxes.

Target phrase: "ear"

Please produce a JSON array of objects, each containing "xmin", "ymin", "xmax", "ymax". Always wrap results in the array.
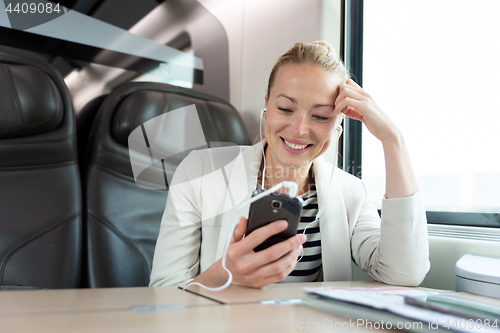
[{"xmin": 264, "ymin": 94, "xmax": 268, "ymax": 107}]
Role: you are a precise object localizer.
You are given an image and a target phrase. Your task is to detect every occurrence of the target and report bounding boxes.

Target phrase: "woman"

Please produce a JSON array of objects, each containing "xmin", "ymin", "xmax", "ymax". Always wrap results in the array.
[{"xmin": 149, "ymin": 41, "xmax": 430, "ymax": 288}]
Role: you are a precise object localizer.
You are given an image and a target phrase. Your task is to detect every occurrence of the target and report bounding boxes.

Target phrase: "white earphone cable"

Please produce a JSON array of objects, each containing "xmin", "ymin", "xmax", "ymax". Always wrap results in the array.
[{"xmin": 260, "ymin": 108, "xmax": 266, "ymax": 190}]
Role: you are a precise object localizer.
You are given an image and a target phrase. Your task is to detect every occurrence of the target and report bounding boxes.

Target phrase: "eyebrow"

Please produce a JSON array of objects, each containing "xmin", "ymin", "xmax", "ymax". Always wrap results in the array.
[{"xmin": 277, "ymin": 94, "xmax": 334, "ymax": 109}]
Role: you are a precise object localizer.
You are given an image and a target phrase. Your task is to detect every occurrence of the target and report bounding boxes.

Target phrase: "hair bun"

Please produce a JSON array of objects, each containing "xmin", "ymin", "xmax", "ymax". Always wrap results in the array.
[{"xmin": 312, "ymin": 40, "xmax": 336, "ymax": 57}]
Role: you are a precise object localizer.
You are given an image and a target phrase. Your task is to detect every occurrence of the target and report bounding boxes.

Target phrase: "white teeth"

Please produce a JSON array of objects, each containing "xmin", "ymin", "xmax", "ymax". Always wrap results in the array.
[{"xmin": 284, "ymin": 139, "xmax": 308, "ymax": 150}]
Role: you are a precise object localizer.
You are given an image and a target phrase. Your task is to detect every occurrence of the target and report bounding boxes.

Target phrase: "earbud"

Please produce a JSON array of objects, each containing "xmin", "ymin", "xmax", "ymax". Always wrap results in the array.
[
  {"xmin": 261, "ymin": 108, "xmax": 267, "ymax": 114},
  {"xmin": 336, "ymin": 125, "xmax": 343, "ymax": 136}
]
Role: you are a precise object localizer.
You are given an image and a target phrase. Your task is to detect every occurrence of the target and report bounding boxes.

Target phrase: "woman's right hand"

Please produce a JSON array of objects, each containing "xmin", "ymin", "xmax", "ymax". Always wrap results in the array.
[{"xmin": 224, "ymin": 217, "xmax": 306, "ymax": 288}]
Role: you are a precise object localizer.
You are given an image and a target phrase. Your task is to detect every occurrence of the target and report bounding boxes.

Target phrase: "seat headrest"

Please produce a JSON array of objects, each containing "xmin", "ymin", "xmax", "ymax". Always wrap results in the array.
[
  {"xmin": 112, "ymin": 90, "xmax": 174, "ymax": 146},
  {"xmin": 0, "ymin": 63, "xmax": 63, "ymax": 139}
]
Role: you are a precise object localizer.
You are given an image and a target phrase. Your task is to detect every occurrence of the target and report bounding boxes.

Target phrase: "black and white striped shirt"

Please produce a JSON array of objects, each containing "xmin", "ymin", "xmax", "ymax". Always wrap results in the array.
[{"xmin": 282, "ymin": 185, "xmax": 321, "ymax": 282}]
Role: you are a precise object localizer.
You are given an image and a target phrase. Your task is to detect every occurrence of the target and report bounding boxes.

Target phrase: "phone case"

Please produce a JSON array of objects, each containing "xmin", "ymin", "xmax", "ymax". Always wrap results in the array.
[{"xmin": 246, "ymin": 189, "xmax": 303, "ymax": 252}]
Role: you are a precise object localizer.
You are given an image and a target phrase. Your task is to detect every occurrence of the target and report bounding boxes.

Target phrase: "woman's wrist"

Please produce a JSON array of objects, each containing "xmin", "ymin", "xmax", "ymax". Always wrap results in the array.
[
  {"xmin": 380, "ymin": 125, "xmax": 403, "ymax": 149},
  {"xmin": 382, "ymin": 129, "xmax": 420, "ymax": 199},
  {"xmin": 191, "ymin": 259, "xmax": 229, "ymax": 288}
]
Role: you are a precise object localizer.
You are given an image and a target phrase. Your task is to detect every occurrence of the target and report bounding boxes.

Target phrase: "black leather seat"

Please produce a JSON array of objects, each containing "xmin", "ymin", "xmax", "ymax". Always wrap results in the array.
[
  {"xmin": 76, "ymin": 94, "xmax": 107, "ymax": 180},
  {"xmin": 0, "ymin": 47, "xmax": 82, "ymax": 289},
  {"xmin": 81, "ymin": 82, "xmax": 250, "ymax": 287}
]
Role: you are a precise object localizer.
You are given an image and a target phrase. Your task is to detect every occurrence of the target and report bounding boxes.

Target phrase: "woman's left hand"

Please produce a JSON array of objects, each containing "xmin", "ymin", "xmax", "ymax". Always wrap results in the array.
[
  {"xmin": 334, "ymin": 79, "xmax": 399, "ymax": 143},
  {"xmin": 335, "ymin": 79, "xmax": 420, "ymax": 198}
]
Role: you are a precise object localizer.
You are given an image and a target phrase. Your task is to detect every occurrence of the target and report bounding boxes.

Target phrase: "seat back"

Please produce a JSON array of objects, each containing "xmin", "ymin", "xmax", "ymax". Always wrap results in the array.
[
  {"xmin": 82, "ymin": 82, "xmax": 250, "ymax": 287},
  {"xmin": 76, "ymin": 94, "xmax": 107, "ymax": 179},
  {"xmin": 0, "ymin": 47, "xmax": 82, "ymax": 289}
]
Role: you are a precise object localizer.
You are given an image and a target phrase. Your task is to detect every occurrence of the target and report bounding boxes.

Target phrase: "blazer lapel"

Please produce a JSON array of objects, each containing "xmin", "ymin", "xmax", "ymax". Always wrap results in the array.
[
  {"xmin": 214, "ymin": 143, "xmax": 262, "ymax": 258},
  {"xmin": 313, "ymin": 156, "xmax": 353, "ymax": 281}
]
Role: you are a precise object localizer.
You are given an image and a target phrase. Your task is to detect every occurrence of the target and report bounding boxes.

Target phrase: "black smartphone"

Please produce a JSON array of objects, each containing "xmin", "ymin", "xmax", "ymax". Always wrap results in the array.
[{"xmin": 246, "ymin": 188, "xmax": 303, "ymax": 252}]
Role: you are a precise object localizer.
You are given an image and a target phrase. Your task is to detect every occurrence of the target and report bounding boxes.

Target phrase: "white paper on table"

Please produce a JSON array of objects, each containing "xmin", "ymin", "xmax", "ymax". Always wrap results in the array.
[{"xmin": 303, "ymin": 287, "xmax": 497, "ymax": 333}]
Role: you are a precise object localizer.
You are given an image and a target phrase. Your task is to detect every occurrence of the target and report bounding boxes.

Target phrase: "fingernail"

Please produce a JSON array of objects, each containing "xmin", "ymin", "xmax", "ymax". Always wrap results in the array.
[
  {"xmin": 280, "ymin": 220, "xmax": 288, "ymax": 228},
  {"xmin": 298, "ymin": 234, "xmax": 307, "ymax": 243},
  {"xmin": 341, "ymin": 106, "xmax": 348, "ymax": 113}
]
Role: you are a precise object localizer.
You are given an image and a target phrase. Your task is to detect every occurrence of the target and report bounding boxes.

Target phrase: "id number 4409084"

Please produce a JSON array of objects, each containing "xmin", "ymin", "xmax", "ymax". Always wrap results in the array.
[
  {"xmin": 443, "ymin": 319, "xmax": 498, "ymax": 330},
  {"xmin": 5, "ymin": 2, "xmax": 62, "ymax": 14}
]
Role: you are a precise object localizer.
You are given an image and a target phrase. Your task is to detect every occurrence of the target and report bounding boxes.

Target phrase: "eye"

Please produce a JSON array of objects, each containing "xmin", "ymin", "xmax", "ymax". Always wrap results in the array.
[
  {"xmin": 313, "ymin": 115, "xmax": 329, "ymax": 121},
  {"xmin": 278, "ymin": 108, "xmax": 292, "ymax": 113}
]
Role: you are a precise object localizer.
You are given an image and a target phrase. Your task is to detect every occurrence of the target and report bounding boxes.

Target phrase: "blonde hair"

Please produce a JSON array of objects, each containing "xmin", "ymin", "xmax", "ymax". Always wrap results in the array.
[{"xmin": 266, "ymin": 41, "xmax": 349, "ymax": 97}]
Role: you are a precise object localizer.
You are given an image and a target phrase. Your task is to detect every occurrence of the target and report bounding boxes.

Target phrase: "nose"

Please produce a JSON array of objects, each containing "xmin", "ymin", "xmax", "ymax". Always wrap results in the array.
[{"xmin": 291, "ymin": 114, "xmax": 309, "ymax": 136}]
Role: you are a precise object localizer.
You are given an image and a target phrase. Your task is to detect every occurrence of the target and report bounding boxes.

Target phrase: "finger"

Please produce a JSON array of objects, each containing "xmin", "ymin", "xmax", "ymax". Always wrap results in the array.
[
  {"xmin": 346, "ymin": 78, "xmax": 362, "ymax": 89},
  {"xmin": 334, "ymin": 85, "xmax": 366, "ymax": 111},
  {"xmin": 338, "ymin": 80, "xmax": 370, "ymax": 104},
  {"xmin": 251, "ymin": 233, "xmax": 306, "ymax": 269},
  {"xmin": 228, "ymin": 225, "xmax": 303, "ymax": 279},
  {"xmin": 231, "ymin": 216, "xmax": 247, "ymax": 242},
  {"xmin": 239, "ymin": 220, "xmax": 288, "ymax": 253},
  {"xmin": 334, "ymin": 98, "xmax": 366, "ymax": 121},
  {"xmin": 340, "ymin": 84, "xmax": 366, "ymax": 101},
  {"xmin": 342, "ymin": 107, "xmax": 364, "ymax": 122},
  {"xmin": 251, "ymin": 247, "xmax": 301, "ymax": 287}
]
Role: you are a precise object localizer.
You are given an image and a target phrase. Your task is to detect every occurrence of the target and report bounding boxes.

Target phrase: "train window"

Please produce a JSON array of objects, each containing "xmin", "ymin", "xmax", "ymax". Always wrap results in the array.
[{"xmin": 361, "ymin": 0, "xmax": 500, "ymax": 226}]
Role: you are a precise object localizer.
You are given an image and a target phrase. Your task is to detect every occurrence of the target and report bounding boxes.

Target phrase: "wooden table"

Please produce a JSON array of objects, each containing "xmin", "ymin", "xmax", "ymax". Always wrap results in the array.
[
  {"xmin": 0, "ymin": 286, "xmax": 215, "ymax": 315},
  {"xmin": 0, "ymin": 300, "xmax": 392, "ymax": 333},
  {"xmin": 184, "ymin": 280, "xmax": 389, "ymax": 304},
  {"xmin": 0, "ymin": 282, "xmax": 497, "ymax": 333}
]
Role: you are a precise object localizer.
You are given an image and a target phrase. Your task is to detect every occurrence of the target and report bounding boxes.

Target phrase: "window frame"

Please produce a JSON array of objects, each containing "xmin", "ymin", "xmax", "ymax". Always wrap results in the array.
[{"xmin": 341, "ymin": 0, "xmax": 500, "ymax": 228}]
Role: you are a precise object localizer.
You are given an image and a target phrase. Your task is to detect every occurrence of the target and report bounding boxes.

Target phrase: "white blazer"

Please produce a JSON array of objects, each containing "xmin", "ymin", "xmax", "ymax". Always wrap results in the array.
[{"xmin": 150, "ymin": 143, "xmax": 430, "ymax": 287}]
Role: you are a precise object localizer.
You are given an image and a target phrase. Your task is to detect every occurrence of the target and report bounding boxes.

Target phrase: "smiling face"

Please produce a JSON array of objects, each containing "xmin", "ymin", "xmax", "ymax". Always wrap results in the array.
[{"xmin": 264, "ymin": 63, "xmax": 344, "ymax": 171}]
